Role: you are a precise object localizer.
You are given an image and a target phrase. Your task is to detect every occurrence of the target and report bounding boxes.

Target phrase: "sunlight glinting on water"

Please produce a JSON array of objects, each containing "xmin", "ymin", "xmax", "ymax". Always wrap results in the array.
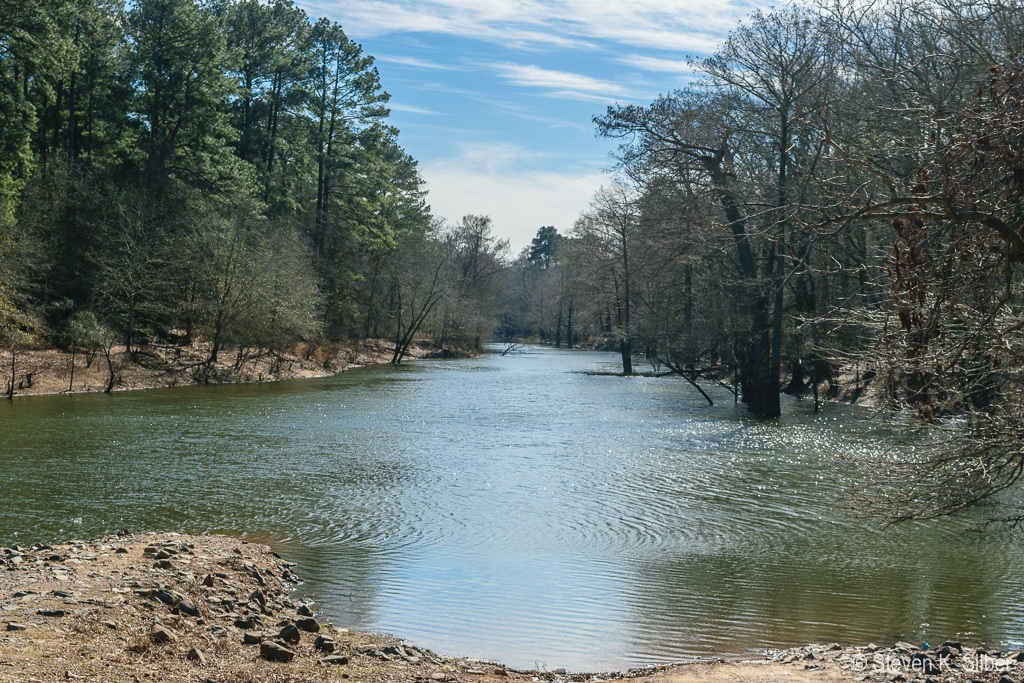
[{"xmin": 2, "ymin": 345, "xmax": 1023, "ymax": 671}]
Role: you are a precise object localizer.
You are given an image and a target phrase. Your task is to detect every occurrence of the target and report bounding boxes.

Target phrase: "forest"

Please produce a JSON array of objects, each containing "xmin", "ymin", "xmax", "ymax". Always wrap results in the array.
[
  {"xmin": 0, "ymin": 0, "xmax": 510, "ymax": 386},
  {"xmin": 500, "ymin": 0, "xmax": 1024, "ymax": 521},
  {"xmin": 3, "ymin": 0, "xmax": 1024, "ymax": 520}
]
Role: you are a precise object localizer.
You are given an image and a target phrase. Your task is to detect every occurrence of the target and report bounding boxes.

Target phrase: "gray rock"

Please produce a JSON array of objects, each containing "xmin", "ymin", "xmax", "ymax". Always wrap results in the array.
[
  {"xmin": 150, "ymin": 625, "xmax": 177, "ymax": 644},
  {"xmin": 36, "ymin": 609, "xmax": 67, "ymax": 618},
  {"xmin": 296, "ymin": 617, "xmax": 319, "ymax": 633},
  {"xmin": 322, "ymin": 655, "xmax": 349, "ymax": 665},
  {"xmin": 5, "ymin": 622, "xmax": 28, "ymax": 631},
  {"xmin": 260, "ymin": 640, "xmax": 295, "ymax": 662},
  {"xmin": 314, "ymin": 635, "xmax": 336, "ymax": 652},
  {"xmin": 235, "ymin": 616, "xmax": 261, "ymax": 630},
  {"xmin": 177, "ymin": 599, "xmax": 199, "ymax": 617},
  {"xmin": 278, "ymin": 623, "xmax": 301, "ymax": 644},
  {"xmin": 186, "ymin": 647, "xmax": 206, "ymax": 665},
  {"xmin": 243, "ymin": 631, "xmax": 263, "ymax": 645},
  {"xmin": 909, "ymin": 652, "xmax": 939, "ymax": 675}
]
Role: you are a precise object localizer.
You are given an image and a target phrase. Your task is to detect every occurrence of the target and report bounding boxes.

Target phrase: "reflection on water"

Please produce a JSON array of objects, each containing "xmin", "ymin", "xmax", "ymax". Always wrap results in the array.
[{"xmin": 1, "ymin": 345, "xmax": 1022, "ymax": 670}]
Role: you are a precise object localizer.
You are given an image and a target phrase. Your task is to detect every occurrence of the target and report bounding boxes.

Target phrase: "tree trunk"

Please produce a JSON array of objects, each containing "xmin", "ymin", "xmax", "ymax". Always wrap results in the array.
[{"xmin": 620, "ymin": 338, "xmax": 633, "ymax": 375}]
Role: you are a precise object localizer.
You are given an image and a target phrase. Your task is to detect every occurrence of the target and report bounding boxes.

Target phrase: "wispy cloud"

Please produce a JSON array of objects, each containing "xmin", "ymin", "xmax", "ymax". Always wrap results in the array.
[
  {"xmin": 388, "ymin": 102, "xmax": 447, "ymax": 115},
  {"xmin": 376, "ymin": 54, "xmax": 458, "ymax": 70},
  {"xmin": 618, "ymin": 54, "xmax": 700, "ymax": 75},
  {"xmin": 302, "ymin": 0, "xmax": 754, "ymax": 53},
  {"xmin": 492, "ymin": 63, "xmax": 630, "ymax": 97},
  {"xmin": 421, "ymin": 143, "xmax": 605, "ymax": 249}
]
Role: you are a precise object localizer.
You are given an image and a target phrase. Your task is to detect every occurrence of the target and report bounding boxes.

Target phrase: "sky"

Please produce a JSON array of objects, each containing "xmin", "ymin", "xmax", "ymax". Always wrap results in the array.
[{"xmin": 295, "ymin": 0, "xmax": 766, "ymax": 252}]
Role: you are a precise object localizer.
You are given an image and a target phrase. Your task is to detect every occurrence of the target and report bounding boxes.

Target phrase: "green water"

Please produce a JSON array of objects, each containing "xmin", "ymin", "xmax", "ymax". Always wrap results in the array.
[{"xmin": 1, "ymin": 346, "xmax": 1022, "ymax": 670}]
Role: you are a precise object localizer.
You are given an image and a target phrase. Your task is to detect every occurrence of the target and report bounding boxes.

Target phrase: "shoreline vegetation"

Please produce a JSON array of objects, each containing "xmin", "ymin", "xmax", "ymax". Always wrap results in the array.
[
  {"xmin": 0, "ymin": 338, "xmax": 458, "ymax": 398},
  {"xmin": 1, "ymin": 533, "xmax": 1019, "ymax": 683}
]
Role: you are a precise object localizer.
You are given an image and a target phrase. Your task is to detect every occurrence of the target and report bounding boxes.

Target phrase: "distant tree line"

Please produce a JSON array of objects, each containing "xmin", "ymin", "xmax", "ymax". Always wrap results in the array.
[
  {"xmin": 503, "ymin": 0, "xmax": 1024, "ymax": 522},
  {"xmin": 0, "ymin": 0, "xmax": 507, "ymax": 387}
]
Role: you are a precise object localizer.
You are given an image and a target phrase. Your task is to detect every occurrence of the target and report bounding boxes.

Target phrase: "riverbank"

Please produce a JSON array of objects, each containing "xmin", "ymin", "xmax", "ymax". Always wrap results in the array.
[
  {"xmin": 0, "ymin": 339, "xmax": 427, "ymax": 398},
  {"xmin": 1, "ymin": 534, "xmax": 1019, "ymax": 683}
]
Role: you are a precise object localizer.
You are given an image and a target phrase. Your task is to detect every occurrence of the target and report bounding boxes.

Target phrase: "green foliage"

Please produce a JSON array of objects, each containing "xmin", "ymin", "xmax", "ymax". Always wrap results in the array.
[{"xmin": 0, "ymin": 0, "xmax": 439, "ymax": 355}]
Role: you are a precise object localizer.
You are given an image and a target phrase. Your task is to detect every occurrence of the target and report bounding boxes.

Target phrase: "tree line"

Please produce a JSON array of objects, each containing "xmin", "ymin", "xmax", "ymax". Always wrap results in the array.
[
  {"xmin": 502, "ymin": 0, "xmax": 1024, "ymax": 522},
  {"xmin": 0, "ymin": 0, "xmax": 508, "ymax": 389}
]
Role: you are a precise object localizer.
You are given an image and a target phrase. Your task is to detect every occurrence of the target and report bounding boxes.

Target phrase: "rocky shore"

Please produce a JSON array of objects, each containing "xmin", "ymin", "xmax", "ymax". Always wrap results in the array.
[{"xmin": 1, "ymin": 534, "xmax": 1021, "ymax": 683}]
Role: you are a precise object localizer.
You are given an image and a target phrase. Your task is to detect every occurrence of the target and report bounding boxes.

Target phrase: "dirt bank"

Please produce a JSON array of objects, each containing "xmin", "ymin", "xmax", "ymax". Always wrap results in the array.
[
  {"xmin": 2, "ymin": 534, "xmax": 1020, "ymax": 683},
  {"xmin": 0, "ymin": 339, "xmax": 426, "ymax": 398}
]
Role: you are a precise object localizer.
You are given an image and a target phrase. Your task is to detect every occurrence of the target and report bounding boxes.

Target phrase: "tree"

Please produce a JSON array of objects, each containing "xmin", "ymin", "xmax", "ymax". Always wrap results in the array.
[{"xmin": 574, "ymin": 182, "xmax": 643, "ymax": 375}]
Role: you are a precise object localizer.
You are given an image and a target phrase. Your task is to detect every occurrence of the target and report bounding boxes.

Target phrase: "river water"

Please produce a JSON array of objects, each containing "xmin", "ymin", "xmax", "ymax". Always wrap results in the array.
[{"xmin": 1, "ymin": 346, "xmax": 1022, "ymax": 670}]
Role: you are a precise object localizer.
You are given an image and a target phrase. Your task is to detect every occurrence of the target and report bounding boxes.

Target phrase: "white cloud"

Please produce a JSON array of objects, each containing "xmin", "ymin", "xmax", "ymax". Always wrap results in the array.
[
  {"xmin": 376, "ymin": 54, "xmax": 459, "ymax": 70},
  {"xmin": 388, "ymin": 102, "xmax": 446, "ymax": 115},
  {"xmin": 491, "ymin": 62, "xmax": 631, "ymax": 98},
  {"xmin": 420, "ymin": 143, "xmax": 604, "ymax": 251},
  {"xmin": 301, "ymin": 0, "xmax": 754, "ymax": 53},
  {"xmin": 617, "ymin": 54, "xmax": 700, "ymax": 75}
]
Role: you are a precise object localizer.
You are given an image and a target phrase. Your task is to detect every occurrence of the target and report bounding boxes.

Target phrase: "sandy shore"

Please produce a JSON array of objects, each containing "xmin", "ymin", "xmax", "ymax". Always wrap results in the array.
[
  {"xmin": 0, "ymin": 339, "xmax": 426, "ymax": 398},
  {"xmin": 2, "ymin": 533, "xmax": 1019, "ymax": 683}
]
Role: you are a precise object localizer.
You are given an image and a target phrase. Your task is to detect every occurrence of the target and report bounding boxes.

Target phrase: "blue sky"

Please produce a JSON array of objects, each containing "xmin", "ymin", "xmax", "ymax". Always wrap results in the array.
[{"xmin": 296, "ymin": 0, "xmax": 765, "ymax": 251}]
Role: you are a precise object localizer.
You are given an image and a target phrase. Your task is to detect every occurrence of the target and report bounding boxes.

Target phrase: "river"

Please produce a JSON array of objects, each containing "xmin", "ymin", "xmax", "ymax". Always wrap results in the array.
[{"xmin": 1, "ymin": 345, "xmax": 1022, "ymax": 670}]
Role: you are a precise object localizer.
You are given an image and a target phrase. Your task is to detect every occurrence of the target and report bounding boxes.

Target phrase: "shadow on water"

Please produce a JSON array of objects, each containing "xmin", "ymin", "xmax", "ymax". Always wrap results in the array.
[{"xmin": 1, "ymin": 345, "xmax": 1023, "ymax": 670}]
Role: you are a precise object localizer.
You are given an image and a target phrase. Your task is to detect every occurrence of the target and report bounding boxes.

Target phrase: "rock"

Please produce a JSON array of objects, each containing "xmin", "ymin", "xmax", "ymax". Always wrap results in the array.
[
  {"xmin": 430, "ymin": 673, "xmax": 446, "ymax": 681},
  {"xmin": 250, "ymin": 589, "xmax": 266, "ymax": 607},
  {"xmin": 909, "ymin": 652, "xmax": 940, "ymax": 675},
  {"xmin": 36, "ymin": 609, "xmax": 67, "ymax": 617},
  {"xmin": 143, "ymin": 546, "xmax": 157, "ymax": 554},
  {"xmin": 115, "ymin": 547, "xmax": 129, "ymax": 554},
  {"xmin": 297, "ymin": 604, "xmax": 314, "ymax": 617},
  {"xmin": 260, "ymin": 640, "xmax": 296, "ymax": 662},
  {"xmin": 150, "ymin": 625, "xmax": 177, "ymax": 644},
  {"xmin": 5, "ymin": 622, "xmax": 28, "ymax": 631},
  {"xmin": 154, "ymin": 589, "xmax": 181, "ymax": 606},
  {"xmin": 467, "ymin": 669, "xmax": 486, "ymax": 675},
  {"xmin": 101, "ymin": 620, "xmax": 117, "ymax": 630},
  {"xmin": 314, "ymin": 635, "xmax": 336, "ymax": 652},
  {"xmin": 296, "ymin": 617, "xmax": 319, "ymax": 632},
  {"xmin": 177, "ymin": 598, "xmax": 199, "ymax": 617},
  {"xmin": 941, "ymin": 640, "xmax": 962, "ymax": 652},
  {"xmin": 322, "ymin": 655, "xmax": 349, "ymax": 665},
  {"xmin": 155, "ymin": 549, "xmax": 172, "ymax": 560},
  {"xmin": 202, "ymin": 574, "xmax": 216, "ymax": 587},
  {"xmin": 154, "ymin": 559, "xmax": 173, "ymax": 570},
  {"xmin": 278, "ymin": 623, "xmax": 301, "ymax": 644},
  {"xmin": 552, "ymin": 668, "xmax": 567, "ymax": 675},
  {"xmin": 243, "ymin": 631, "xmax": 263, "ymax": 645},
  {"xmin": 187, "ymin": 647, "xmax": 206, "ymax": 665},
  {"xmin": 235, "ymin": 616, "xmax": 261, "ymax": 630},
  {"xmin": 894, "ymin": 642, "xmax": 919, "ymax": 653}
]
